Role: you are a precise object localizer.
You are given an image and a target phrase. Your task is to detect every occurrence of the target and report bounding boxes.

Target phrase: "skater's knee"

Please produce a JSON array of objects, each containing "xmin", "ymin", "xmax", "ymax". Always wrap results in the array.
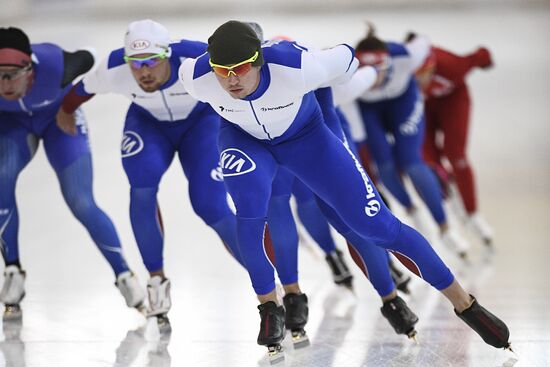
[
  {"xmin": 365, "ymin": 212, "xmax": 401, "ymax": 246},
  {"xmin": 130, "ymin": 187, "xmax": 158, "ymax": 203},
  {"xmin": 124, "ymin": 166, "xmax": 163, "ymax": 188},
  {"xmin": 448, "ymin": 156, "xmax": 470, "ymax": 171},
  {"xmin": 191, "ymin": 199, "xmax": 232, "ymax": 225},
  {"xmin": 233, "ymin": 195, "xmax": 269, "ymax": 218},
  {"xmin": 65, "ymin": 192, "xmax": 98, "ymax": 219}
]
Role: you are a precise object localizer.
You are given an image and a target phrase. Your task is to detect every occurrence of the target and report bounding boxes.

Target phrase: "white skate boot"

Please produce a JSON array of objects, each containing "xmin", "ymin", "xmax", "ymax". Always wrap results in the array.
[
  {"xmin": 0, "ymin": 265, "xmax": 26, "ymax": 320},
  {"xmin": 116, "ymin": 271, "xmax": 146, "ymax": 314},
  {"xmin": 441, "ymin": 229, "xmax": 470, "ymax": 261},
  {"xmin": 147, "ymin": 276, "xmax": 172, "ymax": 332},
  {"xmin": 467, "ymin": 213, "xmax": 494, "ymax": 247}
]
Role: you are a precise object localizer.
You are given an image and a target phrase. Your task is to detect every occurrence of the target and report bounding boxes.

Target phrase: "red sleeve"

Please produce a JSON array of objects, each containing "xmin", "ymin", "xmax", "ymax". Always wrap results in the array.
[
  {"xmin": 61, "ymin": 84, "xmax": 94, "ymax": 114},
  {"xmin": 466, "ymin": 47, "xmax": 493, "ymax": 69},
  {"xmin": 434, "ymin": 46, "xmax": 492, "ymax": 86}
]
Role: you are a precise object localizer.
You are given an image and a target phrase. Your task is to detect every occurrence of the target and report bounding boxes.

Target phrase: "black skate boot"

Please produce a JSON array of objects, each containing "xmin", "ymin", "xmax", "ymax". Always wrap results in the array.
[
  {"xmin": 257, "ymin": 301, "xmax": 285, "ymax": 364},
  {"xmin": 455, "ymin": 295, "xmax": 511, "ymax": 350},
  {"xmin": 283, "ymin": 293, "xmax": 310, "ymax": 348},
  {"xmin": 380, "ymin": 296, "xmax": 419, "ymax": 340},
  {"xmin": 389, "ymin": 260, "xmax": 412, "ymax": 295},
  {"xmin": 325, "ymin": 249, "xmax": 354, "ymax": 289}
]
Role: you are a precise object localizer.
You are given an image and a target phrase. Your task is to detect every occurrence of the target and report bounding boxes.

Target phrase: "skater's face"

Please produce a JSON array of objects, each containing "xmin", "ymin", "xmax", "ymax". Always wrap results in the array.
[
  {"xmin": 0, "ymin": 64, "xmax": 33, "ymax": 101},
  {"xmin": 214, "ymin": 65, "xmax": 260, "ymax": 100},
  {"xmin": 125, "ymin": 52, "xmax": 171, "ymax": 93},
  {"xmin": 211, "ymin": 52, "xmax": 261, "ymax": 99}
]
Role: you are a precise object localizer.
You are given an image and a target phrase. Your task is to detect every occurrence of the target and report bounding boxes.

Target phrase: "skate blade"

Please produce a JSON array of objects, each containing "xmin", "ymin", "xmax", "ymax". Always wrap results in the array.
[
  {"xmin": 407, "ymin": 329, "xmax": 419, "ymax": 344},
  {"xmin": 156, "ymin": 315, "xmax": 172, "ymax": 334},
  {"xmin": 505, "ymin": 343, "xmax": 516, "ymax": 355},
  {"xmin": 3, "ymin": 305, "xmax": 22, "ymax": 321},
  {"xmin": 267, "ymin": 344, "xmax": 284, "ymax": 365},
  {"xmin": 291, "ymin": 330, "xmax": 310, "ymax": 349}
]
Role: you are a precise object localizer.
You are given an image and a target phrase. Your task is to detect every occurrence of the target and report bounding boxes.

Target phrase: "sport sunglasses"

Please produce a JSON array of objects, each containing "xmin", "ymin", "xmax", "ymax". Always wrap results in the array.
[
  {"xmin": 0, "ymin": 64, "xmax": 32, "ymax": 81},
  {"xmin": 124, "ymin": 52, "xmax": 168, "ymax": 70},
  {"xmin": 209, "ymin": 51, "xmax": 258, "ymax": 78}
]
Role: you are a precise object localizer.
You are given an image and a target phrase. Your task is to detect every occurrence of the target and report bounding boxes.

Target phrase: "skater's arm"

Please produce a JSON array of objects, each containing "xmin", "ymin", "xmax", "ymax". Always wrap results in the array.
[
  {"xmin": 302, "ymin": 44, "xmax": 359, "ymax": 91},
  {"xmin": 405, "ymin": 35, "xmax": 431, "ymax": 72},
  {"xmin": 332, "ymin": 65, "xmax": 378, "ymax": 106},
  {"xmin": 60, "ymin": 48, "xmax": 96, "ymax": 88},
  {"xmin": 58, "ymin": 50, "xmax": 117, "ymax": 135}
]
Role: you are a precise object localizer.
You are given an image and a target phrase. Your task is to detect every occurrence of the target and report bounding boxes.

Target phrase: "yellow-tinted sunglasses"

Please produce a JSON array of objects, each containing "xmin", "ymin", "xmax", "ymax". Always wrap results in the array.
[{"xmin": 209, "ymin": 51, "xmax": 259, "ymax": 78}]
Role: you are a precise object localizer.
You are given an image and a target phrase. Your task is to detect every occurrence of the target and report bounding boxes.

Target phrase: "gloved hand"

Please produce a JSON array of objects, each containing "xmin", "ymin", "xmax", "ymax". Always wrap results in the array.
[{"xmin": 473, "ymin": 47, "xmax": 493, "ymax": 69}]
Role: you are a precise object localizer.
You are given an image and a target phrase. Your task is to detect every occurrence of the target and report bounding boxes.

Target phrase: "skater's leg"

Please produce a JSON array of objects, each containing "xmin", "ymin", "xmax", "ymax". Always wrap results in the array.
[
  {"xmin": 0, "ymin": 125, "xmax": 35, "ymax": 318},
  {"xmin": 278, "ymin": 122, "xmax": 509, "ymax": 348},
  {"xmin": 314, "ymin": 197, "xmax": 394, "ymax": 297},
  {"xmin": 359, "ymin": 105, "xmax": 414, "ymax": 209},
  {"xmin": 120, "ymin": 110, "xmax": 174, "ymax": 275},
  {"xmin": 267, "ymin": 168, "xmax": 299, "ymax": 285},
  {"xmin": 218, "ymin": 123, "xmax": 286, "ymax": 353},
  {"xmin": 0, "ymin": 122, "xmax": 37, "ymax": 269},
  {"xmin": 440, "ymin": 87, "xmax": 477, "ymax": 214},
  {"xmin": 390, "ymin": 91, "xmax": 469, "ymax": 256},
  {"xmin": 278, "ymin": 122, "xmax": 454, "ymax": 289},
  {"xmin": 293, "ymin": 179, "xmax": 338, "ymax": 254},
  {"xmin": 44, "ymin": 112, "xmax": 130, "ymax": 276},
  {"xmin": 218, "ymin": 123, "xmax": 279, "ymax": 301},
  {"xmin": 178, "ymin": 113, "xmax": 244, "ymax": 266}
]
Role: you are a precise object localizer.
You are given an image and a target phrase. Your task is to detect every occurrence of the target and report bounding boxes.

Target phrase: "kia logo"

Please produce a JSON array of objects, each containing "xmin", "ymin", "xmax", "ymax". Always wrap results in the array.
[
  {"xmin": 121, "ymin": 131, "xmax": 144, "ymax": 158},
  {"xmin": 364, "ymin": 199, "xmax": 381, "ymax": 217},
  {"xmin": 219, "ymin": 148, "xmax": 256, "ymax": 177},
  {"xmin": 130, "ymin": 39, "xmax": 150, "ymax": 51}
]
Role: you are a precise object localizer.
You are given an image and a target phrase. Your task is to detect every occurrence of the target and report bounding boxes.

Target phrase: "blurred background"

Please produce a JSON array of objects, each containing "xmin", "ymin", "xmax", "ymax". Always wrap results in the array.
[{"xmin": 1, "ymin": 0, "xmax": 550, "ymax": 366}]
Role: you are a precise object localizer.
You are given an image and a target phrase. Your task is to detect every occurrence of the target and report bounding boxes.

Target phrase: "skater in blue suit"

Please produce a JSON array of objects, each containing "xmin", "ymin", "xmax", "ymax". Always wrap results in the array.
[
  {"xmin": 179, "ymin": 21, "xmax": 511, "ymax": 360},
  {"xmin": 0, "ymin": 27, "xmax": 145, "ymax": 320},
  {"xmin": 57, "ymin": 20, "xmax": 245, "ymax": 328}
]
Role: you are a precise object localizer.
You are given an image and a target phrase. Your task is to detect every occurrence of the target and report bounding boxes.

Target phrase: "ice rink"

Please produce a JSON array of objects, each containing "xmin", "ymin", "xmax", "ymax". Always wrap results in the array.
[{"xmin": 2, "ymin": 2, "xmax": 550, "ymax": 366}]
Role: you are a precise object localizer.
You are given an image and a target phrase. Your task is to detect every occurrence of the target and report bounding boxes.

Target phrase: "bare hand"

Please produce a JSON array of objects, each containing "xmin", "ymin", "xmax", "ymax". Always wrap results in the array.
[{"xmin": 56, "ymin": 108, "xmax": 77, "ymax": 136}]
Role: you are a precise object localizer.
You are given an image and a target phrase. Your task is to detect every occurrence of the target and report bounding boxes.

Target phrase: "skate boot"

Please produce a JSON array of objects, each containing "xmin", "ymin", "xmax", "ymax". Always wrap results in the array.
[
  {"xmin": 441, "ymin": 229, "xmax": 470, "ymax": 260},
  {"xmin": 257, "ymin": 301, "xmax": 285, "ymax": 365},
  {"xmin": 456, "ymin": 295, "xmax": 511, "ymax": 350},
  {"xmin": 388, "ymin": 260, "xmax": 412, "ymax": 295},
  {"xmin": 283, "ymin": 293, "xmax": 310, "ymax": 348},
  {"xmin": 467, "ymin": 213, "xmax": 494, "ymax": 248},
  {"xmin": 380, "ymin": 296, "xmax": 419, "ymax": 340},
  {"xmin": 116, "ymin": 271, "xmax": 146, "ymax": 314},
  {"xmin": 325, "ymin": 249, "xmax": 354, "ymax": 289},
  {"xmin": 0, "ymin": 265, "xmax": 26, "ymax": 321},
  {"xmin": 147, "ymin": 276, "xmax": 172, "ymax": 333}
]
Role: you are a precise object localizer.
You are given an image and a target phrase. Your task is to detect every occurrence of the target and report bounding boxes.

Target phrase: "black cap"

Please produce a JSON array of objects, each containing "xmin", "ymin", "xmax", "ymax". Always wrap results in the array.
[
  {"xmin": 0, "ymin": 27, "xmax": 32, "ymax": 56},
  {"xmin": 207, "ymin": 20, "xmax": 264, "ymax": 67}
]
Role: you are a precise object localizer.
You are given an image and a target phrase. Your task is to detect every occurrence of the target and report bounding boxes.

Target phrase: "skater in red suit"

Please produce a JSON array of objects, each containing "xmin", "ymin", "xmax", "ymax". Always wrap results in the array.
[{"xmin": 409, "ymin": 33, "xmax": 495, "ymax": 246}]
